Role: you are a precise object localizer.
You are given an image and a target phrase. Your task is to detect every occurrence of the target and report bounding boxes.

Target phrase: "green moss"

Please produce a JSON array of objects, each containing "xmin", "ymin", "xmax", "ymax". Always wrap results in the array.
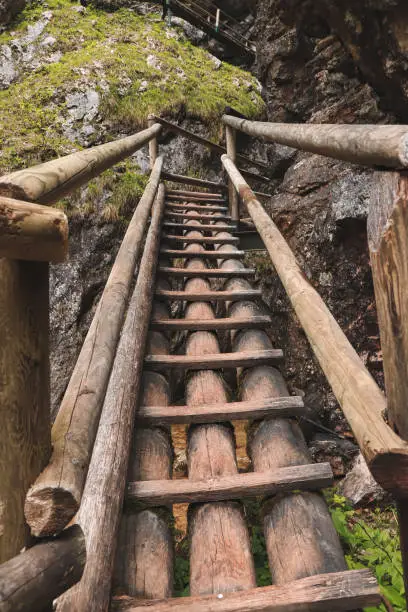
[{"xmin": 0, "ymin": 0, "xmax": 264, "ymax": 173}]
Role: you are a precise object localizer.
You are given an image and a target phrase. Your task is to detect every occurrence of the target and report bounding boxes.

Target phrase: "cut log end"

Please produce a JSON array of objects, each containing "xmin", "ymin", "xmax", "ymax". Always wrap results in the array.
[
  {"xmin": 370, "ymin": 448, "xmax": 408, "ymax": 496},
  {"xmin": 25, "ymin": 486, "xmax": 79, "ymax": 537}
]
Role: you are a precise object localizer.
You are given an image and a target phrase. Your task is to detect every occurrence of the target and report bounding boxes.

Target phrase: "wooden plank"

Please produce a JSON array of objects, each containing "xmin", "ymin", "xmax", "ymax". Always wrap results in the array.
[
  {"xmin": 167, "ymin": 190, "xmax": 224, "ymax": 199},
  {"xmin": 162, "ymin": 234, "xmax": 239, "ymax": 245},
  {"xmin": 166, "ymin": 195, "xmax": 227, "ymax": 204},
  {"xmin": 127, "ymin": 462, "xmax": 333, "ymax": 505},
  {"xmin": 0, "ymin": 124, "xmax": 161, "ymax": 204},
  {"xmin": 222, "ymin": 153, "xmax": 408, "ymax": 496},
  {"xmin": 111, "ymin": 569, "xmax": 380, "ymax": 612},
  {"xmin": 158, "ymin": 267, "xmax": 255, "ymax": 278},
  {"xmin": 147, "ymin": 114, "xmax": 158, "ymax": 169},
  {"xmin": 0, "ymin": 259, "xmax": 50, "ymax": 562},
  {"xmin": 150, "ymin": 315, "xmax": 271, "ymax": 331},
  {"xmin": 25, "ymin": 157, "xmax": 164, "ymax": 538},
  {"xmin": 162, "ymin": 171, "xmax": 227, "ymax": 191},
  {"xmin": 223, "ymin": 114, "xmax": 408, "ymax": 169},
  {"xmin": 160, "ymin": 249, "xmax": 244, "ymax": 260},
  {"xmin": 156, "ymin": 289, "xmax": 261, "ymax": 301},
  {"xmin": 57, "ymin": 186, "xmax": 166, "ymax": 612},
  {"xmin": 226, "ymin": 124, "xmax": 239, "ymax": 221},
  {"xmin": 0, "ymin": 196, "xmax": 68, "ymax": 262},
  {"xmin": 0, "ymin": 525, "xmax": 85, "ymax": 612},
  {"xmin": 163, "ymin": 222, "xmax": 237, "ymax": 231},
  {"xmin": 167, "ymin": 203, "xmax": 228, "ymax": 212},
  {"xmin": 145, "ymin": 349, "xmax": 283, "ymax": 370},
  {"xmin": 165, "ymin": 212, "xmax": 231, "ymax": 221},
  {"xmin": 137, "ymin": 396, "xmax": 305, "ymax": 425}
]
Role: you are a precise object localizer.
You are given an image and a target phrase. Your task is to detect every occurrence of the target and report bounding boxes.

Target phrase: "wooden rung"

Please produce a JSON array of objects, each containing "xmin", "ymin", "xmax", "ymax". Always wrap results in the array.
[
  {"xmin": 157, "ymin": 267, "xmax": 256, "ymax": 278},
  {"xmin": 111, "ymin": 569, "xmax": 381, "ymax": 612},
  {"xmin": 155, "ymin": 289, "xmax": 261, "ymax": 301},
  {"xmin": 165, "ymin": 212, "xmax": 232, "ymax": 222},
  {"xmin": 166, "ymin": 203, "xmax": 228, "ymax": 212},
  {"xmin": 144, "ymin": 348, "xmax": 283, "ymax": 370},
  {"xmin": 137, "ymin": 395, "xmax": 304, "ymax": 425},
  {"xmin": 163, "ymin": 222, "xmax": 237, "ymax": 232},
  {"xmin": 166, "ymin": 195, "xmax": 227, "ymax": 203},
  {"xmin": 162, "ymin": 234, "xmax": 239, "ymax": 245},
  {"xmin": 167, "ymin": 190, "xmax": 225, "ymax": 199},
  {"xmin": 160, "ymin": 249, "xmax": 244, "ymax": 260},
  {"xmin": 150, "ymin": 315, "xmax": 271, "ymax": 332},
  {"xmin": 127, "ymin": 462, "xmax": 332, "ymax": 505},
  {"xmin": 162, "ymin": 171, "xmax": 227, "ymax": 192}
]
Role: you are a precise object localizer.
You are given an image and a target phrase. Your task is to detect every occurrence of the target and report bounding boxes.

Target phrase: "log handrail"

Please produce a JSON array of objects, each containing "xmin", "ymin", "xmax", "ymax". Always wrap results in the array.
[{"xmin": 221, "ymin": 153, "xmax": 408, "ymax": 496}]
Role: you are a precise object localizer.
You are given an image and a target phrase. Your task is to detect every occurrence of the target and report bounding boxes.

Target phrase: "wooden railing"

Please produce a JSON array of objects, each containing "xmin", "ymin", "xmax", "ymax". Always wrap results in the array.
[
  {"xmin": 0, "ymin": 123, "xmax": 163, "ymax": 606},
  {"xmin": 222, "ymin": 113, "xmax": 408, "ymax": 600}
]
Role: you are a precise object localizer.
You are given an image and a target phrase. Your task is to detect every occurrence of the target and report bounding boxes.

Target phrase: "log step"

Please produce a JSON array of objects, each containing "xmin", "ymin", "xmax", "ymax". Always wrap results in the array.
[
  {"xmin": 137, "ymin": 395, "xmax": 305, "ymax": 425},
  {"xmin": 150, "ymin": 315, "xmax": 271, "ymax": 332},
  {"xmin": 144, "ymin": 348, "xmax": 283, "ymax": 370},
  {"xmin": 163, "ymin": 222, "xmax": 237, "ymax": 232},
  {"xmin": 165, "ymin": 212, "xmax": 231, "ymax": 222},
  {"xmin": 155, "ymin": 289, "xmax": 261, "ymax": 301},
  {"xmin": 157, "ymin": 267, "xmax": 256, "ymax": 278},
  {"xmin": 111, "ymin": 569, "xmax": 381, "ymax": 612},
  {"xmin": 127, "ymin": 462, "xmax": 333, "ymax": 505},
  {"xmin": 166, "ymin": 203, "xmax": 228, "ymax": 213},
  {"xmin": 160, "ymin": 249, "xmax": 244, "ymax": 260},
  {"xmin": 166, "ymin": 195, "xmax": 227, "ymax": 203},
  {"xmin": 162, "ymin": 234, "xmax": 239, "ymax": 245},
  {"xmin": 167, "ymin": 190, "xmax": 225, "ymax": 199}
]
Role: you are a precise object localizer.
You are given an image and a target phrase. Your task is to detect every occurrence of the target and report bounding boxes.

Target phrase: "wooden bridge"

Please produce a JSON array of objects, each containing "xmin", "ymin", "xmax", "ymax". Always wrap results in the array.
[{"xmin": 1, "ymin": 113, "xmax": 408, "ymax": 611}]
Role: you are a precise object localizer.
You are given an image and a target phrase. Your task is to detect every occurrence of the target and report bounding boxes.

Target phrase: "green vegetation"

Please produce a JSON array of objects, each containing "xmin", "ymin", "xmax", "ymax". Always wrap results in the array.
[{"xmin": 0, "ymin": 0, "xmax": 264, "ymax": 174}]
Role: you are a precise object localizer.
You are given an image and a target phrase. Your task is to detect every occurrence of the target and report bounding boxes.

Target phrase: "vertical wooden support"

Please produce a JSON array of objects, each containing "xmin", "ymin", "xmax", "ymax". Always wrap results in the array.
[
  {"xmin": 148, "ymin": 115, "xmax": 158, "ymax": 170},
  {"xmin": 215, "ymin": 8, "xmax": 220, "ymax": 32},
  {"xmin": 368, "ymin": 170, "xmax": 408, "ymax": 604},
  {"xmin": 226, "ymin": 126, "xmax": 239, "ymax": 222},
  {"xmin": 0, "ymin": 259, "xmax": 51, "ymax": 563}
]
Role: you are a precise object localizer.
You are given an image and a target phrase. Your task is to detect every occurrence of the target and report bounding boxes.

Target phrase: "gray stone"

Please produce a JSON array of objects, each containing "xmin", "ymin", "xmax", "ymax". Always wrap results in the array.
[
  {"xmin": 331, "ymin": 170, "xmax": 371, "ymax": 223},
  {"xmin": 172, "ymin": 17, "xmax": 206, "ymax": 44},
  {"xmin": 338, "ymin": 453, "xmax": 386, "ymax": 506}
]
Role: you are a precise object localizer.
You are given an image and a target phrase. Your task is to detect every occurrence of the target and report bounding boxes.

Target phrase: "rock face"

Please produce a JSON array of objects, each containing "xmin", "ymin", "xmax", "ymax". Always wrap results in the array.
[{"xmin": 0, "ymin": 0, "xmax": 25, "ymax": 25}]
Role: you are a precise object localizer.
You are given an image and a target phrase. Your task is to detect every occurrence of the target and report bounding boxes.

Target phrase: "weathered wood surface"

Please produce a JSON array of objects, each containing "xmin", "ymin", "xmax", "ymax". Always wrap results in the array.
[
  {"xmin": 156, "ymin": 289, "xmax": 261, "ymax": 301},
  {"xmin": 158, "ymin": 267, "xmax": 256, "ymax": 278},
  {"xmin": 127, "ymin": 463, "xmax": 333, "ymax": 506},
  {"xmin": 24, "ymin": 157, "xmax": 164, "ymax": 539},
  {"xmin": 167, "ymin": 203, "xmax": 228, "ymax": 212},
  {"xmin": 137, "ymin": 396, "xmax": 305, "ymax": 425},
  {"xmin": 111, "ymin": 569, "xmax": 380, "ymax": 612},
  {"xmin": 160, "ymin": 249, "xmax": 244, "ymax": 259},
  {"xmin": 162, "ymin": 171, "xmax": 227, "ymax": 191},
  {"xmin": 162, "ymin": 234, "xmax": 239, "ymax": 245},
  {"xmin": 222, "ymin": 154, "xmax": 408, "ymax": 495},
  {"xmin": 167, "ymin": 190, "xmax": 224, "ymax": 199},
  {"xmin": 57, "ymin": 187, "xmax": 166, "ymax": 612},
  {"xmin": 150, "ymin": 315, "xmax": 271, "ymax": 331},
  {"xmin": 0, "ymin": 259, "xmax": 50, "ymax": 562},
  {"xmin": 0, "ymin": 196, "xmax": 68, "ymax": 262},
  {"xmin": 165, "ymin": 212, "xmax": 230, "ymax": 221},
  {"xmin": 226, "ymin": 125, "xmax": 239, "ymax": 221},
  {"xmin": 163, "ymin": 221, "xmax": 237, "ymax": 231},
  {"xmin": 223, "ymin": 114, "xmax": 408, "ymax": 169},
  {"xmin": 181, "ymin": 230, "xmax": 256, "ymax": 596},
  {"xmin": 145, "ymin": 349, "xmax": 283, "ymax": 370},
  {"xmin": 148, "ymin": 115, "xmax": 158, "ymax": 169},
  {"xmin": 166, "ymin": 195, "xmax": 227, "ymax": 204},
  {"xmin": 0, "ymin": 525, "xmax": 85, "ymax": 612},
  {"xmin": 0, "ymin": 124, "xmax": 161, "ymax": 204}
]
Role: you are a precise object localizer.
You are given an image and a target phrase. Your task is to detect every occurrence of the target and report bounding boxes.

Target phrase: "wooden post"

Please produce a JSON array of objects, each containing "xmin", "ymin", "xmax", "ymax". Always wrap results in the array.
[
  {"xmin": 215, "ymin": 8, "xmax": 220, "ymax": 31},
  {"xmin": 0, "ymin": 259, "xmax": 51, "ymax": 563},
  {"xmin": 148, "ymin": 115, "xmax": 158, "ymax": 169},
  {"xmin": 367, "ymin": 170, "xmax": 408, "ymax": 604},
  {"xmin": 226, "ymin": 125, "xmax": 239, "ymax": 222},
  {"xmin": 25, "ymin": 158, "xmax": 163, "ymax": 538},
  {"xmin": 58, "ymin": 185, "xmax": 166, "ymax": 612}
]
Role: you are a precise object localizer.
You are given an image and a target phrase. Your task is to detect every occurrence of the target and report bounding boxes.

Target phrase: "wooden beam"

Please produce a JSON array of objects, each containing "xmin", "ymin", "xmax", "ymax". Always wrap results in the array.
[
  {"xmin": 165, "ymin": 212, "xmax": 230, "ymax": 222},
  {"xmin": 158, "ymin": 267, "xmax": 256, "ymax": 278},
  {"xmin": 151, "ymin": 115, "xmax": 269, "ymax": 172},
  {"xmin": 162, "ymin": 171, "xmax": 227, "ymax": 192},
  {"xmin": 0, "ymin": 259, "xmax": 50, "ymax": 562},
  {"xmin": 150, "ymin": 315, "xmax": 271, "ymax": 331},
  {"xmin": 0, "ymin": 525, "xmax": 85, "ymax": 612},
  {"xmin": 145, "ymin": 349, "xmax": 283, "ymax": 370},
  {"xmin": 57, "ymin": 186, "xmax": 166, "ymax": 612},
  {"xmin": 160, "ymin": 249, "xmax": 244, "ymax": 260},
  {"xmin": 0, "ymin": 124, "xmax": 161, "ymax": 204},
  {"xmin": 167, "ymin": 190, "xmax": 224, "ymax": 199},
  {"xmin": 0, "ymin": 196, "xmax": 68, "ymax": 262},
  {"xmin": 127, "ymin": 463, "xmax": 333, "ymax": 506},
  {"xmin": 226, "ymin": 124, "xmax": 239, "ymax": 221},
  {"xmin": 166, "ymin": 203, "xmax": 228, "ymax": 212},
  {"xmin": 162, "ymin": 234, "xmax": 239, "ymax": 245},
  {"xmin": 222, "ymin": 153, "xmax": 408, "ymax": 495},
  {"xmin": 156, "ymin": 289, "xmax": 261, "ymax": 301},
  {"xmin": 166, "ymin": 195, "xmax": 227, "ymax": 203},
  {"xmin": 24, "ymin": 158, "xmax": 164, "ymax": 538},
  {"xmin": 111, "ymin": 569, "xmax": 380, "ymax": 612},
  {"xmin": 147, "ymin": 114, "xmax": 158, "ymax": 169},
  {"xmin": 223, "ymin": 115, "xmax": 408, "ymax": 169},
  {"xmin": 163, "ymin": 222, "xmax": 236, "ymax": 232},
  {"xmin": 137, "ymin": 396, "xmax": 305, "ymax": 425}
]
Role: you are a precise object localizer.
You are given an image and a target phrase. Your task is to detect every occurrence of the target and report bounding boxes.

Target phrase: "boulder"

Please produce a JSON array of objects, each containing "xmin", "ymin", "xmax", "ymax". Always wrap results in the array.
[{"xmin": 338, "ymin": 453, "xmax": 386, "ymax": 506}]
